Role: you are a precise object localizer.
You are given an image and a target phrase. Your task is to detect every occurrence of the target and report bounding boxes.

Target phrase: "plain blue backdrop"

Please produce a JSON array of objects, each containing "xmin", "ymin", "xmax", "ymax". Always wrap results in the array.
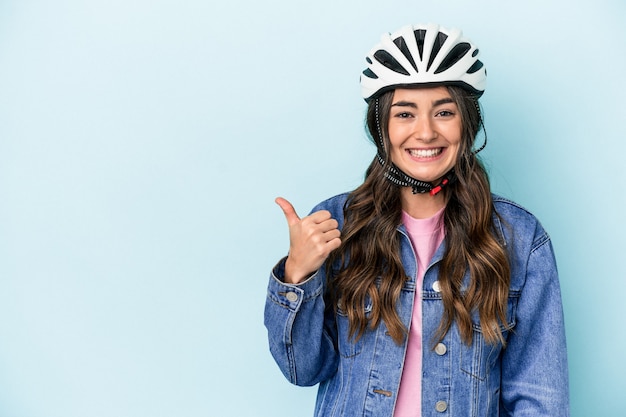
[{"xmin": 0, "ymin": 0, "xmax": 624, "ymax": 416}]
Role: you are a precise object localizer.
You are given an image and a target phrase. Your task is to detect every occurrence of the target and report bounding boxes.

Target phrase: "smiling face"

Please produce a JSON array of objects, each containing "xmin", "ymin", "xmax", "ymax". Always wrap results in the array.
[{"xmin": 387, "ymin": 86, "xmax": 463, "ymax": 184}]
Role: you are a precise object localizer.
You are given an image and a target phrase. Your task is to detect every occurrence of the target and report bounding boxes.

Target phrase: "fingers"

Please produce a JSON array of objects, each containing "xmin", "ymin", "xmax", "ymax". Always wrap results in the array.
[
  {"xmin": 275, "ymin": 197, "xmax": 301, "ymax": 227},
  {"xmin": 318, "ymin": 229, "xmax": 342, "ymax": 252},
  {"xmin": 302, "ymin": 217, "xmax": 340, "ymax": 241}
]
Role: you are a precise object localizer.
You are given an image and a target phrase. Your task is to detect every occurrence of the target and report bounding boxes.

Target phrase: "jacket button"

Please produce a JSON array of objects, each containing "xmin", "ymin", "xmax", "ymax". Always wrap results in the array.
[
  {"xmin": 432, "ymin": 281, "xmax": 441, "ymax": 292},
  {"xmin": 435, "ymin": 343, "xmax": 447, "ymax": 355},
  {"xmin": 435, "ymin": 401, "xmax": 448, "ymax": 412},
  {"xmin": 286, "ymin": 292, "xmax": 298, "ymax": 302}
]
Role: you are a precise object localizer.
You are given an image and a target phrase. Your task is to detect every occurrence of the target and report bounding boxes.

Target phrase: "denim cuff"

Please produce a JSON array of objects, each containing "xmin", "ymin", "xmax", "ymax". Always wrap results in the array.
[{"xmin": 268, "ymin": 257, "xmax": 324, "ymax": 311}]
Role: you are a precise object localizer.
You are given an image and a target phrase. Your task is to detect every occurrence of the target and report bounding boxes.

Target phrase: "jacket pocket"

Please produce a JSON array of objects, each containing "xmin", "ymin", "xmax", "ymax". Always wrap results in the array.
[
  {"xmin": 335, "ymin": 297, "xmax": 372, "ymax": 358},
  {"xmin": 460, "ymin": 291, "xmax": 519, "ymax": 380}
]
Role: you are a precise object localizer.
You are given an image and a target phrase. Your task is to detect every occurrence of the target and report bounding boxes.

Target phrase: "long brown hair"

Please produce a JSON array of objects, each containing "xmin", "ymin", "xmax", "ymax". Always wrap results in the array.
[{"xmin": 327, "ymin": 86, "xmax": 511, "ymax": 347}]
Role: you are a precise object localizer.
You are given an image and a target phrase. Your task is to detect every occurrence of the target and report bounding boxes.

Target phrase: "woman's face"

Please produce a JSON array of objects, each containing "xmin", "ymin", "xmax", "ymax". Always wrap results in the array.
[{"xmin": 387, "ymin": 87, "xmax": 462, "ymax": 184}]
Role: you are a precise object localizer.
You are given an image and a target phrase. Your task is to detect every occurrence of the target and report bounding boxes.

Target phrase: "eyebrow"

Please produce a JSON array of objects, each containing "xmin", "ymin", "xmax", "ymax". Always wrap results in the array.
[{"xmin": 391, "ymin": 97, "xmax": 455, "ymax": 108}]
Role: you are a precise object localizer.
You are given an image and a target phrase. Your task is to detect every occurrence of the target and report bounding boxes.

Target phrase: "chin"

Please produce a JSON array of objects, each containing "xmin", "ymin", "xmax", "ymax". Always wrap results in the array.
[{"xmin": 408, "ymin": 173, "xmax": 443, "ymax": 183}]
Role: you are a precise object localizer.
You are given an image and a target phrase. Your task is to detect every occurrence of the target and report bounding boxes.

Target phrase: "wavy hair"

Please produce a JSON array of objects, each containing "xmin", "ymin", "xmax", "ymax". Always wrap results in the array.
[{"xmin": 327, "ymin": 86, "xmax": 511, "ymax": 347}]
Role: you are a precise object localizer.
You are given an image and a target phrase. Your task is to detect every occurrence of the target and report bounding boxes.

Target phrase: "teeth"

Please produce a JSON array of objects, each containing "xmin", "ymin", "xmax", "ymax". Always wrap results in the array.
[{"xmin": 408, "ymin": 148, "xmax": 441, "ymax": 157}]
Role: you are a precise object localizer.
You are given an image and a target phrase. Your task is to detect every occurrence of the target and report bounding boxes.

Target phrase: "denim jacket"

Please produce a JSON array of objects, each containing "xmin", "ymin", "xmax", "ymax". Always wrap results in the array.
[{"xmin": 264, "ymin": 193, "xmax": 569, "ymax": 417}]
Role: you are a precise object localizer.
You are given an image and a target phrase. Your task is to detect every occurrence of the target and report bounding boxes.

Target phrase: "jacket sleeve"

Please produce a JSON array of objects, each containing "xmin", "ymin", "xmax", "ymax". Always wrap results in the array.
[
  {"xmin": 264, "ymin": 257, "xmax": 339, "ymax": 386},
  {"xmin": 500, "ymin": 232, "xmax": 570, "ymax": 416}
]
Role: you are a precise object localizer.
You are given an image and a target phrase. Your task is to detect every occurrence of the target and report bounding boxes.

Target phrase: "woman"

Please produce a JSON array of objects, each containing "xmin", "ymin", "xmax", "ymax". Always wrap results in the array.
[{"xmin": 264, "ymin": 23, "xmax": 569, "ymax": 416}]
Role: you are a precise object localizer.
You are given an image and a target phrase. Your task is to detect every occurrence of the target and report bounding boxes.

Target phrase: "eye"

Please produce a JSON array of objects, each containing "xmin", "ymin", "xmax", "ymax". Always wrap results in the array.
[
  {"xmin": 436, "ymin": 110, "xmax": 455, "ymax": 117},
  {"xmin": 394, "ymin": 111, "xmax": 414, "ymax": 119}
]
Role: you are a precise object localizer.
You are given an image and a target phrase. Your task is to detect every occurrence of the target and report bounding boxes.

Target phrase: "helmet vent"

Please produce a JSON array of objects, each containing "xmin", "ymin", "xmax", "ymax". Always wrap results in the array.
[
  {"xmin": 393, "ymin": 36, "xmax": 418, "ymax": 72},
  {"xmin": 374, "ymin": 50, "xmax": 410, "ymax": 76},
  {"xmin": 435, "ymin": 42, "xmax": 471, "ymax": 74},
  {"xmin": 467, "ymin": 60, "xmax": 484, "ymax": 74},
  {"xmin": 426, "ymin": 32, "xmax": 448, "ymax": 71},
  {"xmin": 362, "ymin": 68, "xmax": 378, "ymax": 79},
  {"xmin": 414, "ymin": 29, "xmax": 426, "ymax": 60}
]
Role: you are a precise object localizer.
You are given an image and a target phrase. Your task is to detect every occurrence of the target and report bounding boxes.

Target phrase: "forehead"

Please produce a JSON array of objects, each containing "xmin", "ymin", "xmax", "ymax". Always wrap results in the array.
[{"xmin": 391, "ymin": 86, "xmax": 453, "ymax": 103}]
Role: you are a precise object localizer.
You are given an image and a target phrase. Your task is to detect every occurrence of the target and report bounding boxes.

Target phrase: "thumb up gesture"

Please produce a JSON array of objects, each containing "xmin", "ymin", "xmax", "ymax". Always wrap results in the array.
[{"xmin": 275, "ymin": 197, "xmax": 342, "ymax": 284}]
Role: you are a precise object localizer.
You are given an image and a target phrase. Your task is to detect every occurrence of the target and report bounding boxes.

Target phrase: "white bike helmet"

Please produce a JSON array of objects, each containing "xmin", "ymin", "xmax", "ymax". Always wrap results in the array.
[{"xmin": 361, "ymin": 23, "xmax": 486, "ymax": 101}]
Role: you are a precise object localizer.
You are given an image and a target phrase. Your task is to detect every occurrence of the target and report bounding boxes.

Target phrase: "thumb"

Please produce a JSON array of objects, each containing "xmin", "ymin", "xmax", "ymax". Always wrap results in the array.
[{"xmin": 275, "ymin": 197, "xmax": 301, "ymax": 226}]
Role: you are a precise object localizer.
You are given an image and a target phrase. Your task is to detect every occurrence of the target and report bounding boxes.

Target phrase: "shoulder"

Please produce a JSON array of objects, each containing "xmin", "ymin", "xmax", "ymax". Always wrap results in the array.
[
  {"xmin": 310, "ymin": 193, "xmax": 350, "ymax": 224},
  {"xmin": 492, "ymin": 194, "xmax": 539, "ymax": 223},
  {"xmin": 491, "ymin": 194, "xmax": 550, "ymax": 252}
]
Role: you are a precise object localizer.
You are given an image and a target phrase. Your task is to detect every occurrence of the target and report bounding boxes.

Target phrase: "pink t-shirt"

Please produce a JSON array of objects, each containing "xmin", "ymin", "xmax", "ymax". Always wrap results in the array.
[{"xmin": 393, "ymin": 207, "xmax": 445, "ymax": 417}]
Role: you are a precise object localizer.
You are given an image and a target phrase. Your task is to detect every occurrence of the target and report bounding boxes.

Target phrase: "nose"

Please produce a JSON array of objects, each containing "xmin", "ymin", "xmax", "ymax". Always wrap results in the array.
[{"xmin": 413, "ymin": 117, "xmax": 437, "ymax": 142}]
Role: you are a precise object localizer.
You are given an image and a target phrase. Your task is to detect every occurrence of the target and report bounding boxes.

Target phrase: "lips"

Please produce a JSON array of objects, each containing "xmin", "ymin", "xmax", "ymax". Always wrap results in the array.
[{"xmin": 407, "ymin": 148, "xmax": 443, "ymax": 158}]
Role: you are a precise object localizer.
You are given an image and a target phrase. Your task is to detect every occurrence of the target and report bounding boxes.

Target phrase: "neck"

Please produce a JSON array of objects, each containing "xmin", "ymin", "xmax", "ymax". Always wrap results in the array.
[{"xmin": 401, "ymin": 187, "xmax": 446, "ymax": 219}]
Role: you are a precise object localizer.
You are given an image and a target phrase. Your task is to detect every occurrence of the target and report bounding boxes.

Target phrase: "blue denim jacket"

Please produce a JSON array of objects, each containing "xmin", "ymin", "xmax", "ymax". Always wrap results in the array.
[{"xmin": 264, "ymin": 194, "xmax": 569, "ymax": 416}]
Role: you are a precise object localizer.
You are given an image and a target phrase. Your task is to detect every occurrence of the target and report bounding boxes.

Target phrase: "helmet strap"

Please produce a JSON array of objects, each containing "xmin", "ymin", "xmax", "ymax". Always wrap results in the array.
[{"xmin": 472, "ymin": 99, "xmax": 487, "ymax": 154}]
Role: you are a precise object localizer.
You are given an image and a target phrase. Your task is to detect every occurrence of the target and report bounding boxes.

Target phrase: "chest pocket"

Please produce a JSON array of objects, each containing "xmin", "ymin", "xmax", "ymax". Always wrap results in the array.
[
  {"xmin": 335, "ymin": 297, "xmax": 372, "ymax": 358},
  {"xmin": 459, "ymin": 291, "xmax": 520, "ymax": 380}
]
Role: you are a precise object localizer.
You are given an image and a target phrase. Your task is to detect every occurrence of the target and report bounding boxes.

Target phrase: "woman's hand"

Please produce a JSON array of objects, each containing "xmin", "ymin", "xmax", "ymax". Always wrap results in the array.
[{"xmin": 275, "ymin": 197, "xmax": 342, "ymax": 284}]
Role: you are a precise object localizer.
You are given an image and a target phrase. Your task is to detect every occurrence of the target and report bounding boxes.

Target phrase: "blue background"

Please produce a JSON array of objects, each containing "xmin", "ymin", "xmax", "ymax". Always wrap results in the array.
[{"xmin": 1, "ymin": 0, "xmax": 624, "ymax": 416}]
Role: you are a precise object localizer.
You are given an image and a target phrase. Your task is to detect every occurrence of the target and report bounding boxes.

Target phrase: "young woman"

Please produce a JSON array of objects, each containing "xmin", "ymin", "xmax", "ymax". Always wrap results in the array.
[{"xmin": 264, "ymin": 23, "xmax": 569, "ymax": 416}]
